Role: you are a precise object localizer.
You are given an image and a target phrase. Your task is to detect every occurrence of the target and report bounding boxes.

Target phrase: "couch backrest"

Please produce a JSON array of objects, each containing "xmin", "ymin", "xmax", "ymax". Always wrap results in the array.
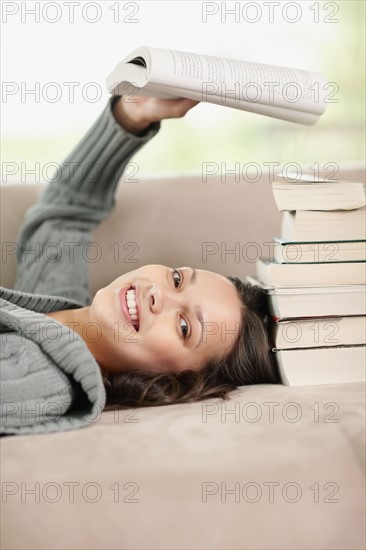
[{"xmin": 1, "ymin": 165, "xmax": 365, "ymax": 296}]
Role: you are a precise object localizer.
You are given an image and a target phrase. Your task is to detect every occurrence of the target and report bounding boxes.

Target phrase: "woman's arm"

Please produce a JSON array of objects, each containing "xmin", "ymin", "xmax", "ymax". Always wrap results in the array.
[
  {"xmin": 13, "ymin": 95, "xmax": 198, "ymax": 305},
  {"xmin": 112, "ymin": 95, "xmax": 200, "ymax": 135}
]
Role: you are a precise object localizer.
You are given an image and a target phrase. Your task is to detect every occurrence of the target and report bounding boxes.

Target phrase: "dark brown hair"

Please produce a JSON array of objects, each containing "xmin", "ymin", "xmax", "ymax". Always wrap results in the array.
[{"xmin": 101, "ymin": 277, "xmax": 281, "ymax": 411}]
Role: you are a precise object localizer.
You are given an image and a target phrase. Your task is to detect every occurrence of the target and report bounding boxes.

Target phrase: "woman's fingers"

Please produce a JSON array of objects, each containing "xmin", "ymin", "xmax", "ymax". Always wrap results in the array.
[
  {"xmin": 144, "ymin": 97, "xmax": 200, "ymax": 121},
  {"xmin": 169, "ymin": 98, "xmax": 200, "ymax": 118},
  {"xmin": 112, "ymin": 95, "xmax": 200, "ymax": 135}
]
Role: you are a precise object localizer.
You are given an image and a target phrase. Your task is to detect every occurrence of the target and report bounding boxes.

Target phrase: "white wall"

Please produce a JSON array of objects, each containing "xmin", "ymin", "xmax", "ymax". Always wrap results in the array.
[{"xmin": 1, "ymin": 0, "xmax": 365, "ymax": 183}]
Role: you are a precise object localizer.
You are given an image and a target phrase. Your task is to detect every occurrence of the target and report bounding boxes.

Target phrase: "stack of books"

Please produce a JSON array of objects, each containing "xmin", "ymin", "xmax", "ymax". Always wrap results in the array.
[{"xmin": 247, "ymin": 175, "xmax": 366, "ymax": 386}]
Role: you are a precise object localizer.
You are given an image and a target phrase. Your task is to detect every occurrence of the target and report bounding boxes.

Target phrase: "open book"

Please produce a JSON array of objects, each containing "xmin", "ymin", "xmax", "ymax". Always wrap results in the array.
[{"xmin": 106, "ymin": 46, "xmax": 328, "ymax": 126}]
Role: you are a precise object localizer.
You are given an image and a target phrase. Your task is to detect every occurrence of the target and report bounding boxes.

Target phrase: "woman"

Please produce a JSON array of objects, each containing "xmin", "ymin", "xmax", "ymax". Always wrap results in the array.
[{"xmin": 0, "ymin": 95, "xmax": 281, "ymax": 436}]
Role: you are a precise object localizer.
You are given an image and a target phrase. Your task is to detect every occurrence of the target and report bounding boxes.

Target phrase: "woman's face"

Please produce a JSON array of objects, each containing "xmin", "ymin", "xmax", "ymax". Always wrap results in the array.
[{"xmin": 88, "ymin": 265, "xmax": 243, "ymax": 374}]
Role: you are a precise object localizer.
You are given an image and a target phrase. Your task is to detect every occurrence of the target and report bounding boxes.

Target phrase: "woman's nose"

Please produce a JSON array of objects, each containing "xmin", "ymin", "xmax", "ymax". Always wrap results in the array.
[{"xmin": 149, "ymin": 283, "xmax": 183, "ymax": 313}]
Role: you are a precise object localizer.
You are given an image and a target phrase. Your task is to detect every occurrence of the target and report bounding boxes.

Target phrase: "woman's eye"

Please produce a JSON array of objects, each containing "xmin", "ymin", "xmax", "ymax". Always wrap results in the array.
[
  {"xmin": 179, "ymin": 317, "xmax": 189, "ymax": 339},
  {"xmin": 172, "ymin": 268, "xmax": 189, "ymax": 339},
  {"xmin": 172, "ymin": 268, "xmax": 182, "ymax": 289}
]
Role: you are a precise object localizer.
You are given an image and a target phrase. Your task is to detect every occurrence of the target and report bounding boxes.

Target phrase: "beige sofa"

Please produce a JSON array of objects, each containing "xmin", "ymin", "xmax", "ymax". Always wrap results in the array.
[{"xmin": 1, "ymin": 167, "xmax": 365, "ymax": 550}]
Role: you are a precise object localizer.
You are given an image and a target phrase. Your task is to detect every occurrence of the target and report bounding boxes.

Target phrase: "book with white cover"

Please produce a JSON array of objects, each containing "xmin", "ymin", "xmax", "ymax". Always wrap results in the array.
[
  {"xmin": 256, "ymin": 258, "xmax": 366, "ymax": 287},
  {"xmin": 271, "ymin": 316, "xmax": 366, "ymax": 349},
  {"xmin": 281, "ymin": 208, "xmax": 366, "ymax": 241},
  {"xmin": 106, "ymin": 46, "xmax": 328, "ymax": 125},
  {"xmin": 272, "ymin": 179, "xmax": 365, "ymax": 211},
  {"xmin": 272, "ymin": 237, "xmax": 366, "ymax": 263},
  {"xmin": 274, "ymin": 345, "xmax": 366, "ymax": 386},
  {"xmin": 245, "ymin": 276, "xmax": 366, "ymax": 318}
]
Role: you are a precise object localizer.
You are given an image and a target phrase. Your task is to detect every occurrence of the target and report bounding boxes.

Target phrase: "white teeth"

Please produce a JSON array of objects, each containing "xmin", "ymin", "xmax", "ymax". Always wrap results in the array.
[{"xmin": 126, "ymin": 289, "xmax": 139, "ymax": 324}]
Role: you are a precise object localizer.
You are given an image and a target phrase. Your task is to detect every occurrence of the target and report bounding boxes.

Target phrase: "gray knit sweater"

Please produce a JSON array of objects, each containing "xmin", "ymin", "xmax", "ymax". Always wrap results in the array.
[{"xmin": 0, "ymin": 96, "xmax": 160, "ymax": 436}]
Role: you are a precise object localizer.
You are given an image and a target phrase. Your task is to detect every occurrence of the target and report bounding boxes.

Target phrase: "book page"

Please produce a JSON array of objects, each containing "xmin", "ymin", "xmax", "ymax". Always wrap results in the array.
[
  {"xmin": 140, "ymin": 81, "xmax": 320, "ymax": 125},
  {"xmin": 147, "ymin": 47, "xmax": 327, "ymax": 115},
  {"xmin": 276, "ymin": 171, "xmax": 339, "ymax": 182}
]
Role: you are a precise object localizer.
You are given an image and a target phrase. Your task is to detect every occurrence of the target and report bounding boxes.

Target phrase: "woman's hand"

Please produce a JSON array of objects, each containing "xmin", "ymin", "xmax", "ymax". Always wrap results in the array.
[{"xmin": 112, "ymin": 95, "xmax": 200, "ymax": 135}]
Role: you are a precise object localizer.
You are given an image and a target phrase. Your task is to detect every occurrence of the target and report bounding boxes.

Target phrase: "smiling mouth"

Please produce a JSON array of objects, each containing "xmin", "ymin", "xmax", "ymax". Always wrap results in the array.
[{"xmin": 126, "ymin": 286, "xmax": 140, "ymax": 331}]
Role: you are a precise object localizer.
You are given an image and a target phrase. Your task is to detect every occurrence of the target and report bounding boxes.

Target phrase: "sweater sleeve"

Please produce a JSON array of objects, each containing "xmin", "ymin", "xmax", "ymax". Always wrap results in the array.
[
  {"xmin": 0, "ymin": 298, "xmax": 107, "ymax": 436},
  {"xmin": 0, "ymin": 333, "xmax": 76, "ymax": 434},
  {"xmin": 13, "ymin": 96, "xmax": 160, "ymax": 305}
]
